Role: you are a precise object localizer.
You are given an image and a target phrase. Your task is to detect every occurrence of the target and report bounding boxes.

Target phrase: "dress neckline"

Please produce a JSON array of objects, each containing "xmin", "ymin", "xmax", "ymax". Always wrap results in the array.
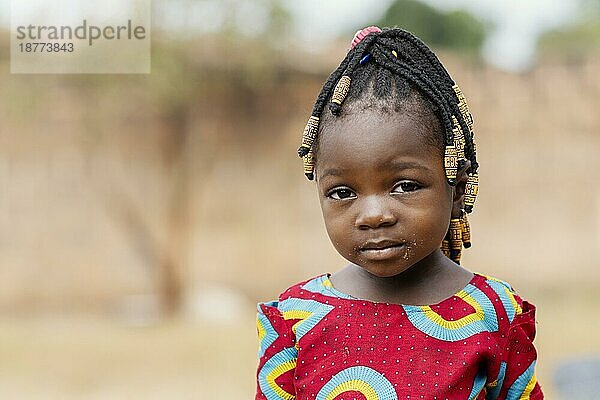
[{"xmin": 319, "ymin": 271, "xmax": 481, "ymax": 309}]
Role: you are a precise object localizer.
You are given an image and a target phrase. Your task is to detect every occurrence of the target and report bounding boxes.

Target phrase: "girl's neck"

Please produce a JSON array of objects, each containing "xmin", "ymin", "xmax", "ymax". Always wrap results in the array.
[
  {"xmin": 330, "ymin": 250, "xmax": 473, "ymax": 305},
  {"xmin": 357, "ymin": 249, "xmax": 446, "ymax": 287}
]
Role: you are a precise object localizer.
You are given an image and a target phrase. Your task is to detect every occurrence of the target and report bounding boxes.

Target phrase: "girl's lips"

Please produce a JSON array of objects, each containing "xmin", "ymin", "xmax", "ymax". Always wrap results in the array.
[
  {"xmin": 358, "ymin": 241, "xmax": 406, "ymax": 260},
  {"xmin": 359, "ymin": 239, "xmax": 404, "ymax": 250}
]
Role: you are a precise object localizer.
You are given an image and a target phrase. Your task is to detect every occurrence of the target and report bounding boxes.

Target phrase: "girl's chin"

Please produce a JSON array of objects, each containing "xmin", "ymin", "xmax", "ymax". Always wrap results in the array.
[{"xmin": 354, "ymin": 262, "xmax": 413, "ymax": 279}]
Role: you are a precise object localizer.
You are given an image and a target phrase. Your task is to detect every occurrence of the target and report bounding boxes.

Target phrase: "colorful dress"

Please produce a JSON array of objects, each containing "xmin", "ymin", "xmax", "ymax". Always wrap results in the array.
[{"xmin": 255, "ymin": 272, "xmax": 543, "ymax": 399}]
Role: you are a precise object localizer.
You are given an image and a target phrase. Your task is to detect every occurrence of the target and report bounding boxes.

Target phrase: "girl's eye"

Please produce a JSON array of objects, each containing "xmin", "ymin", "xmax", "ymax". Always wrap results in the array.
[
  {"xmin": 327, "ymin": 188, "xmax": 356, "ymax": 200},
  {"xmin": 393, "ymin": 181, "xmax": 421, "ymax": 193}
]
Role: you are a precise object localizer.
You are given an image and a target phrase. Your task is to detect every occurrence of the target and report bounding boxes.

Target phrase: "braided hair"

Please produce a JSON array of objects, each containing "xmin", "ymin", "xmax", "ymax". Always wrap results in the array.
[{"xmin": 297, "ymin": 27, "xmax": 479, "ymax": 264}]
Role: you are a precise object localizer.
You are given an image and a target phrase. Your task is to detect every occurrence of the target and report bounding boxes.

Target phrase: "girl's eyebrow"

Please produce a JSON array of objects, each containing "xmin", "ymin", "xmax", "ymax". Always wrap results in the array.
[
  {"xmin": 319, "ymin": 168, "xmax": 344, "ymax": 180},
  {"xmin": 319, "ymin": 161, "xmax": 432, "ymax": 181},
  {"xmin": 388, "ymin": 160, "xmax": 433, "ymax": 172}
]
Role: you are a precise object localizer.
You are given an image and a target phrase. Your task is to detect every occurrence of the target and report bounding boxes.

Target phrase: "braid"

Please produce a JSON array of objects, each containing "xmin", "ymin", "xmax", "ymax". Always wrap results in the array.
[
  {"xmin": 392, "ymin": 29, "xmax": 477, "ymax": 178},
  {"xmin": 383, "ymin": 29, "xmax": 455, "ymax": 86},
  {"xmin": 311, "ymin": 52, "xmax": 353, "ymax": 117},
  {"xmin": 381, "ymin": 30, "xmax": 480, "ymax": 174},
  {"xmin": 329, "ymin": 33, "xmax": 380, "ymax": 116},
  {"xmin": 297, "ymin": 51, "xmax": 352, "ymax": 160},
  {"xmin": 297, "ymin": 27, "xmax": 481, "ymax": 264},
  {"xmin": 369, "ymin": 46, "xmax": 454, "ymax": 146},
  {"xmin": 298, "ymin": 32, "xmax": 384, "ymax": 160}
]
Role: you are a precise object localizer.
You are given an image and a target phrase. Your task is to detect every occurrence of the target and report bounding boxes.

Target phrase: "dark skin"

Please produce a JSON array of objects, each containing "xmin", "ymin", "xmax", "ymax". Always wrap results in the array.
[{"xmin": 315, "ymin": 107, "xmax": 473, "ymax": 306}]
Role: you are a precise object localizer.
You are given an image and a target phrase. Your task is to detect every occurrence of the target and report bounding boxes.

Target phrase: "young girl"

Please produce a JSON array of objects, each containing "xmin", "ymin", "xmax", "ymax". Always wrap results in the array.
[{"xmin": 255, "ymin": 27, "xmax": 543, "ymax": 399}]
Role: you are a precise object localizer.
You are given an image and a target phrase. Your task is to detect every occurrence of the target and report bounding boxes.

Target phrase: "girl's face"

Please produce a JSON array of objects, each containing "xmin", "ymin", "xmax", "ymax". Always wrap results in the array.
[{"xmin": 315, "ymin": 108, "xmax": 455, "ymax": 278}]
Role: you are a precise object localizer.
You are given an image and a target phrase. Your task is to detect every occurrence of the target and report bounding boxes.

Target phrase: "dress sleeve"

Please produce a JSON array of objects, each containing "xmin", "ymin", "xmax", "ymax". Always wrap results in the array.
[
  {"xmin": 255, "ymin": 301, "xmax": 297, "ymax": 400},
  {"xmin": 488, "ymin": 296, "xmax": 544, "ymax": 399}
]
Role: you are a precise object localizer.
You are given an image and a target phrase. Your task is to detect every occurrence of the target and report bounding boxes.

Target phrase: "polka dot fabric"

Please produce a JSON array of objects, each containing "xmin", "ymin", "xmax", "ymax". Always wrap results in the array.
[{"xmin": 255, "ymin": 272, "xmax": 544, "ymax": 399}]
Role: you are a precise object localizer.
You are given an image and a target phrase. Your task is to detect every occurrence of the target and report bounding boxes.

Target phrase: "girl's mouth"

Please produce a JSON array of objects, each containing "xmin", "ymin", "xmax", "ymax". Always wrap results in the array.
[{"xmin": 358, "ymin": 240, "xmax": 406, "ymax": 260}]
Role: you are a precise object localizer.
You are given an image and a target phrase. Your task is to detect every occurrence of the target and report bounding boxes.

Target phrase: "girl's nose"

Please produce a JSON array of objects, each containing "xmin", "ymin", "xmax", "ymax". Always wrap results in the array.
[{"xmin": 355, "ymin": 196, "xmax": 397, "ymax": 229}]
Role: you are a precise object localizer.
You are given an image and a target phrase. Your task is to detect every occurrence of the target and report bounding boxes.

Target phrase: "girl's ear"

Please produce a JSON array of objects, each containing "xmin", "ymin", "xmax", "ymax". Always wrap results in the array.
[{"xmin": 451, "ymin": 160, "xmax": 472, "ymax": 218}]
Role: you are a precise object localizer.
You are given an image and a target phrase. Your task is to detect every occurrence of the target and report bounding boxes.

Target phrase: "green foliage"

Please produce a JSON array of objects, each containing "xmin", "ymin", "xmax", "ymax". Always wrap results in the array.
[
  {"xmin": 538, "ymin": 8, "xmax": 600, "ymax": 58},
  {"xmin": 377, "ymin": 0, "xmax": 486, "ymax": 53},
  {"xmin": 220, "ymin": 0, "xmax": 292, "ymax": 45}
]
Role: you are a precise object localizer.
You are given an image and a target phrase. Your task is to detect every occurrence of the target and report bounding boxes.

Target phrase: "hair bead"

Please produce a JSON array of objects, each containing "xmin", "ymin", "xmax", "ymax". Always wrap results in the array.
[
  {"xmin": 461, "ymin": 212, "xmax": 471, "ymax": 248},
  {"xmin": 453, "ymin": 85, "xmax": 467, "ymax": 114},
  {"xmin": 351, "ymin": 26, "xmax": 382, "ymax": 49},
  {"xmin": 453, "ymin": 84, "xmax": 474, "ymax": 137},
  {"xmin": 303, "ymin": 149, "xmax": 315, "ymax": 180},
  {"xmin": 449, "ymin": 217, "xmax": 463, "ymax": 263},
  {"xmin": 329, "ymin": 75, "xmax": 352, "ymax": 116},
  {"xmin": 464, "ymin": 172, "xmax": 479, "ymax": 213},
  {"xmin": 441, "ymin": 238, "xmax": 450, "ymax": 258},
  {"xmin": 451, "ymin": 116, "xmax": 466, "ymax": 160},
  {"xmin": 449, "ymin": 218, "xmax": 462, "ymax": 245},
  {"xmin": 298, "ymin": 116, "xmax": 320, "ymax": 157},
  {"xmin": 444, "ymin": 144, "xmax": 458, "ymax": 185}
]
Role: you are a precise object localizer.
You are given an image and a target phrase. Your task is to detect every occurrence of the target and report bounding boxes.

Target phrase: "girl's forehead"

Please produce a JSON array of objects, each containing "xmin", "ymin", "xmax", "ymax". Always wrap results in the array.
[{"xmin": 318, "ymin": 110, "xmax": 442, "ymax": 165}]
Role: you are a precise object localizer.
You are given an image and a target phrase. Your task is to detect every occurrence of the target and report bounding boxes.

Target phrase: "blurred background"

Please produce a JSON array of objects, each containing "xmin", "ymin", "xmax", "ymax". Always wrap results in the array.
[{"xmin": 0, "ymin": 0, "xmax": 599, "ymax": 398}]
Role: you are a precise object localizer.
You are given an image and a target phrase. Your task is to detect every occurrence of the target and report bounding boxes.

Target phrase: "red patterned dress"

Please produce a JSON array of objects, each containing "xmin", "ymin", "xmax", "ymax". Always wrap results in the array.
[{"xmin": 255, "ymin": 272, "xmax": 543, "ymax": 399}]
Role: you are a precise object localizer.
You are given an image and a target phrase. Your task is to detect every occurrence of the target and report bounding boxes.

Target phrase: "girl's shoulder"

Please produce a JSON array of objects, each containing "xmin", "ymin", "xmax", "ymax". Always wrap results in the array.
[
  {"xmin": 256, "ymin": 274, "xmax": 331, "ymax": 313},
  {"xmin": 473, "ymin": 272, "xmax": 530, "ymax": 311},
  {"xmin": 278, "ymin": 273, "xmax": 340, "ymax": 301},
  {"xmin": 468, "ymin": 272, "xmax": 538, "ymax": 338}
]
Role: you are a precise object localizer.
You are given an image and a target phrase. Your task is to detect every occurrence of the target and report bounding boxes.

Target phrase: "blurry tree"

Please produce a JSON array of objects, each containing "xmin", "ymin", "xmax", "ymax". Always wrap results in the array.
[
  {"xmin": 376, "ymin": 0, "xmax": 486, "ymax": 53},
  {"xmin": 218, "ymin": 0, "xmax": 292, "ymax": 46},
  {"xmin": 147, "ymin": 0, "xmax": 290, "ymax": 318},
  {"xmin": 537, "ymin": 1, "xmax": 600, "ymax": 59},
  {"xmin": 93, "ymin": 0, "xmax": 292, "ymax": 319},
  {"xmin": 84, "ymin": 41, "xmax": 202, "ymax": 319},
  {"xmin": 147, "ymin": 43, "xmax": 199, "ymax": 319}
]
